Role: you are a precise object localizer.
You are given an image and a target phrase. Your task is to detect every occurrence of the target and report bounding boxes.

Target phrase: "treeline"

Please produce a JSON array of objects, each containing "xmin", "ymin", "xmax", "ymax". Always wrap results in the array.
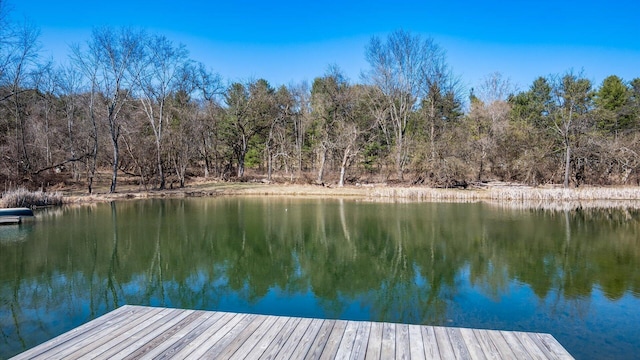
[{"xmin": 1, "ymin": 9, "xmax": 639, "ymax": 193}]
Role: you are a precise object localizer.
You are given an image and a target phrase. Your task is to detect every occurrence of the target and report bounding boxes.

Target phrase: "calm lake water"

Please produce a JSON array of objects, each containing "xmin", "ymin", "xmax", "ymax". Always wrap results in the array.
[{"xmin": 1, "ymin": 197, "xmax": 639, "ymax": 359}]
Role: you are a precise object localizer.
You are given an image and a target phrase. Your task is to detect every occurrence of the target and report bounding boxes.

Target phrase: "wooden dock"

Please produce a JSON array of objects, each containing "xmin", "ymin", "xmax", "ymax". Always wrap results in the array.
[
  {"xmin": 0, "ymin": 216, "xmax": 21, "ymax": 225},
  {"xmin": 11, "ymin": 305, "xmax": 574, "ymax": 359}
]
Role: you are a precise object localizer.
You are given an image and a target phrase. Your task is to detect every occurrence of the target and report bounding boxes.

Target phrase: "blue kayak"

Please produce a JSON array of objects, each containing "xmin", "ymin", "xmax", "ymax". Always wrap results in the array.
[{"xmin": 0, "ymin": 208, "xmax": 34, "ymax": 217}]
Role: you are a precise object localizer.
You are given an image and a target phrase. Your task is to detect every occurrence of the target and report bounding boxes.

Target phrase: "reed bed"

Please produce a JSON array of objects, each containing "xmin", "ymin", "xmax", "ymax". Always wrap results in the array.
[
  {"xmin": 485, "ymin": 199, "xmax": 640, "ymax": 211},
  {"xmin": 51, "ymin": 183, "xmax": 640, "ymax": 210},
  {"xmin": 485, "ymin": 187, "xmax": 640, "ymax": 201},
  {"xmin": 0, "ymin": 188, "xmax": 64, "ymax": 208},
  {"xmin": 369, "ymin": 186, "xmax": 640, "ymax": 201},
  {"xmin": 208, "ymin": 183, "xmax": 640, "ymax": 202}
]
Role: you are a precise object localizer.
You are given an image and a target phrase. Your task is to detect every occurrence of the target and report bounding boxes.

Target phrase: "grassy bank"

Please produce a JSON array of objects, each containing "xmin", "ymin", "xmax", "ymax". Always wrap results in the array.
[{"xmin": 57, "ymin": 181, "xmax": 640, "ymax": 209}]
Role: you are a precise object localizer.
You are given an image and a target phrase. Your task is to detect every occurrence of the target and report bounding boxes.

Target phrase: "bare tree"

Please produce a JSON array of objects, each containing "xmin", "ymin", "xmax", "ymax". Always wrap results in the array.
[
  {"xmin": 289, "ymin": 81, "xmax": 311, "ymax": 179},
  {"xmin": 364, "ymin": 30, "xmax": 450, "ymax": 180},
  {"xmin": 133, "ymin": 34, "xmax": 190, "ymax": 189},
  {"xmin": 56, "ymin": 65, "xmax": 86, "ymax": 181},
  {"xmin": 310, "ymin": 66, "xmax": 350, "ymax": 184},
  {"xmin": 193, "ymin": 62, "xmax": 223, "ymax": 178},
  {"xmin": 72, "ymin": 27, "xmax": 144, "ymax": 193},
  {"xmin": 266, "ymin": 86, "xmax": 294, "ymax": 181},
  {"xmin": 69, "ymin": 47, "xmax": 102, "ymax": 193},
  {"xmin": 0, "ymin": 16, "xmax": 41, "ymax": 175},
  {"xmin": 467, "ymin": 72, "xmax": 515, "ymax": 181}
]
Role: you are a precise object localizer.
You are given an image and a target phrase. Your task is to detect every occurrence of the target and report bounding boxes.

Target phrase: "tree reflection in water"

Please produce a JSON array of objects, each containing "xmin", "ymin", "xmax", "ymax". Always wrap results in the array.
[{"xmin": 1, "ymin": 198, "xmax": 639, "ymax": 359}]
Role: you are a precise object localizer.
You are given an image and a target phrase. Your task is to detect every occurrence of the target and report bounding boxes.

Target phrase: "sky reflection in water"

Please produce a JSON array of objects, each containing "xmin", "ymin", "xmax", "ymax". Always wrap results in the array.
[{"xmin": 1, "ymin": 197, "xmax": 639, "ymax": 359}]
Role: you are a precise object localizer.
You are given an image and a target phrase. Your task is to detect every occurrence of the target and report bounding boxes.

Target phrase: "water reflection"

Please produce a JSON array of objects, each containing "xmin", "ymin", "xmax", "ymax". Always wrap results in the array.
[
  {"xmin": 1, "ymin": 198, "xmax": 639, "ymax": 359},
  {"xmin": 0, "ymin": 222, "xmax": 34, "ymax": 244}
]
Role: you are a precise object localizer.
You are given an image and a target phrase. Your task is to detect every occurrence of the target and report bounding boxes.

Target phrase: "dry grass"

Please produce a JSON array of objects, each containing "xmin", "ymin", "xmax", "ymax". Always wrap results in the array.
[
  {"xmin": 0, "ymin": 188, "xmax": 64, "ymax": 208},
  {"xmin": 225, "ymin": 183, "xmax": 640, "ymax": 200},
  {"xmin": 57, "ymin": 181, "xmax": 640, "ymax": 210}
]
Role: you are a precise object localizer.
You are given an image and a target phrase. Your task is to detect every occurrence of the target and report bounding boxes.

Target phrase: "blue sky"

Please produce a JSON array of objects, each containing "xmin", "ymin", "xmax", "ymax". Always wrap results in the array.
[{"xmin": 10, "ymin": 0, "xmax": 640, "ymax": 93}]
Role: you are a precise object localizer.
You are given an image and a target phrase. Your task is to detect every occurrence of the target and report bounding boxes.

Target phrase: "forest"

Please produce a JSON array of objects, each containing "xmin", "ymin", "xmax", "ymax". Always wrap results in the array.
[{"xmin": 1, "ymin": 5, "xmax": 639, "ymax": 193}]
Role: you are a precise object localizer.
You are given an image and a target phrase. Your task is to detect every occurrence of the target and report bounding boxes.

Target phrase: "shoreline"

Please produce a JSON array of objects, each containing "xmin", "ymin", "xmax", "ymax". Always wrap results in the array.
[{"xmin": 57, "ymin": 182, "xmax": 640, "ymax": 210}]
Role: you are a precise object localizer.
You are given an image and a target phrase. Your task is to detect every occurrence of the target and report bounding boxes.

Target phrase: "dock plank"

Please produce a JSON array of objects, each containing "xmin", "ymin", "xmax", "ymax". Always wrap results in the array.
[
  {"xmin": 482, "ymin": 329, "xmax": 518, "ymax": 359},
  {"xmin": 318, "ymin": 319, "xmax": 347, "ymax": 360},
  {"xmin": 94, "ymin": 308, "xmax": 196, "ymax": 359},
  {"xmin": 459, "ymin": 328, "xmax": 486, "ymax": 360},
  {"xmin": 240, "ymin": 316, "xmax": 292, "ymax": 359},
  {"xmin": 500, "ymin": 330, "xmax": 534, "ymax": 360},
  {"xmin": 304, "ymin": 320, "xmax": 335, "ymax": 360},
  {"xmin": 174, "ymin": 312, "xmax": 246, "ymax": 359},
  {"xmin": 139, "ymin": 310, "xmax": 219, "ymax": 359},
  {"xmin": 203, "ymin": 313, "xmax": 265, "ymax": 358},
  {"xmin": 365, "ymin": 321, "xmax": 383, "ymax": 360},
  {"xmin": 10, "ymin": 306, "xmax": 574, "ymax": 360},
  {"xmin": 289, "ymin": 318, "xmax": 325, "ymax": 359},
  {"xmin": 260, "ymin": 316, "xmax": 302, "ymax": 360},
  {"xmin": 12, "ymin": 305, "xmax": 145, "ymax": 360},
  {"xmin": 396, "ymin": 324, "xmax": 411, "ymax": 360},
  {"xmin": 447, "ymin": 326, "xmax": 473, "ymax": 359},
  {"xmin": 408, "ymin": 324, "xmax": 426, "ymax": 360},
  {"xmin": 515, "ymin": 331, "xmax": 552, "ymax": 360},
  {"xmin": 334, "ymin": 321, "xmax": 359, "ymax": 359},
  {"xmin": 154, "ymin": 311, "xmax": 227, "ymax": 360},
  {"xmin": 349, "ymin": 321, "xmax": 371, "ymax": 360},
  {"xmin": 537, "ymin": 333, "xmax": 575, "ymax": 360},
  {"xmin": 472, "ymin": 329, "xmax": 502, "ymax": 360},
  {"xmin": 422, "ymin": 325, "xmax": 442, "ymax": 360},
  {"xmin": 227, "ymin": 315, "xmax": 279, "ymax": 359},
  {"xmin": 380, "ymin": 321, "xmax": 396, "ymax": 359},
  {"xmin": 38, "ymin": 306, "xmax": 168, "ymax": 360},
  {"xmin": 274, "ymin": 317, "xmax": 314, "ymax": 359},
  {"xmin": 434, "ymin": 326, "xmax": 456, "ymax": 359},
  {"xmin": 123, "ymin": 309, "xmax": 205, "ymax": 359}
]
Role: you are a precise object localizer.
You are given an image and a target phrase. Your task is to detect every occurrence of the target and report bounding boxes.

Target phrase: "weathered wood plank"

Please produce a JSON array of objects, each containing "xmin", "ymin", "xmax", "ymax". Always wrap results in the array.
[
  {"xmin": 93, "ymin": 308, "xmax": 196, "ymax": 359},
  {"xmin": 514, "ymin": 331, "xmax": 552, "ymax": 360},
  {"xmin": 434, "ymin": 326, "xmax": 456, "ymax": 359},
  {"xmin": 227, "ymin": 315, "xmax": 279, "ymax": 359},
  {"xmin": 365, "ymin": 321, "xmax": 383, "ymax": 360},
  {"xmin": 123, "ymin": 310, "xmax": 205, "ymax": 359},
  {"xmin": 421, "ymin": 325, "xmax": 441, "ymax": 360},
  {"xmin": 318, "ymin": 319, "xmax": 347, "ymax": 360},
  {"xmin": 203, "ymin": 313, "xmax": 266, "ymax": 358},
  {"xmin": 535, "ymin": 333, "xmax": 575, "ymax": 360},
  {"xmin": 482, "ymin": 329, "xmax": 518, "ymax": 359},
  {"xmin": 334, "ymin": 321, "xmax": 359, "ymax": 359},
  {"xmin": 288, "ymin": 318, "xmax": 325, "ymax": 359},
  {"xmin": 408, "ymin": 324, "xmax": 426, "ymax": 360},
  {"xmin": 380, "ymin": 322, "xmax": 396, "ymax": 359},
  {"xmin": 139, "ymin": 311, "xmax": 221, "ymax": 359},
  {"xmin": 459, "ymin": 328, "xmax": 486, "ymax": 360},
  {"xmin": 396, "ymin": 324, "xmax": 411, "ymax": 360},
  {"xmin": 349, "ymin": 321, "xmax": 371, "ymax": 360},
  {"xmin": 304, "ymin": 319, "xmax": 335, "ymax": 360},
  {"xmin": 259, "ymin": 316, "xmax": 302, "ymax": 360},
  {"xmin": 154, "ymin": 310, "xmax": 227, "ymax": 360},
  {"xmin": 11, "ymin": 305, "xmax": 146, "ymax": 360},
  {"xmin": 239, "ymin": 316, "xmax": 292, "ymax": 359},
  {"xmin": 500, "ymin": 330, "xmax": 534, "ymax": 360},
  {"xmin": 173, "ymin": 312, "xmax": 246, "ymax": 359},
  {"xmin": 11, "ymin": 306, "xmax": 575, "ymax": 360},
  {"xmin": 36, "ymin": 306, "xmax": 167, "ymax": 360},
  {"xmin": 471, "ymin": 328, "xmax": 502, "ymax": 360},
  {"xmin": 274, "ymin": 317, "xmax": 315, "ymax": 359},
  {"xmin": 447, "ymin": 327, "xmax": 473, "ymax": 359}
]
